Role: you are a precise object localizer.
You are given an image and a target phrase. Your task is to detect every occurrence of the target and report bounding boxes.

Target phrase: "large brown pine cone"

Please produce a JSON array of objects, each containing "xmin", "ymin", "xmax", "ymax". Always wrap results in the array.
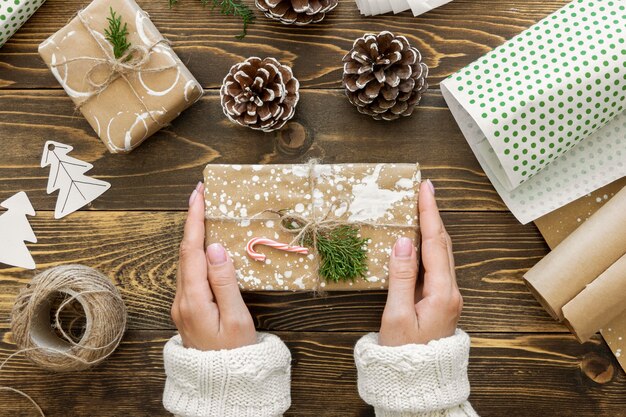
[
  {"xmin": 256, "ymin": 0, "xmax": 338, "ymax": 25},
  {"xmin": 221, "ymin": 57, "xmax": 300, "ymax": 132},
  {"xmin": 342, "ymin": 31, "xmax": 429, "ymax": 121}
]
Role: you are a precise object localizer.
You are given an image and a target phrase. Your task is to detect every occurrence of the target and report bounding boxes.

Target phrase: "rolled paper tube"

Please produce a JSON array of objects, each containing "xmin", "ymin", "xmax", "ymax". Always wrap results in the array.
[
  {"xmin": 523, "ymin": 186, "xmax": 626, "ymax": 321},
  {"xmin": 562, "ymin": 254, "xmax": 626, "ymax": 343}
]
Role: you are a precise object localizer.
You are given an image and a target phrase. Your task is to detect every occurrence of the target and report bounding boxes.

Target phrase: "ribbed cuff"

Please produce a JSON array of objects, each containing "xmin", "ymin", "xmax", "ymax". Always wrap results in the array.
[
  {"xmin": 355, "ymin": 330, "xmax": 471, "ymax": 415},
  {"xmin": 163, "ymin": 332, "xmax": 291, "ymax": 417},
  {"xmin": 373, "ymin": 402, "xmax": 478, "ymax": 417}
]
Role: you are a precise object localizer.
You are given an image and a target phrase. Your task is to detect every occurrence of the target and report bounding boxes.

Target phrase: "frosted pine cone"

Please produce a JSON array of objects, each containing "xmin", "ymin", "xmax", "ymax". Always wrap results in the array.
[
  {"xmin": 342, "ymin": 31, "xmax": 429, "ymax": 121},
  {"xmin": 221, "ymin": 57, "xmax": 300, "ymax": 132},
  {"xmin": 256, "ymin": 0, "xmax": 338, "ymax": 25}
]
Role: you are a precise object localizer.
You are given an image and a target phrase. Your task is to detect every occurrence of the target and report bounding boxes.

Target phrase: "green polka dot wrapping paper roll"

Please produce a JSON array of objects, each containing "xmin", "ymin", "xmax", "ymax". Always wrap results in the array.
[
  {"xmin": 0, "ymin": 0, "xmax": 46, "ymax": 48},
  {"xmin": 441, "ymin": 0, "xmax": 625, "ymax": 225}
]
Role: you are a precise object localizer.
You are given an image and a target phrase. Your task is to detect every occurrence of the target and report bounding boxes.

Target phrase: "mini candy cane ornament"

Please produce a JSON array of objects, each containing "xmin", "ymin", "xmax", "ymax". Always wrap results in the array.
[{"xmin": 246, "ymin": 237, "xmax": 309, "ymax": 262}]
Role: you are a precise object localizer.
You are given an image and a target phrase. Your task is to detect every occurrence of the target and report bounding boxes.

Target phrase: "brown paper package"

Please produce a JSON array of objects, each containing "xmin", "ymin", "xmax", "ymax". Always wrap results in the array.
[
  {"xmin": 38, "ymin": 0, "xmax": 203, "ymax": 154},
  {"xmin": 203, "ymin": 163, "xmax": 421, "ymax": 291}
]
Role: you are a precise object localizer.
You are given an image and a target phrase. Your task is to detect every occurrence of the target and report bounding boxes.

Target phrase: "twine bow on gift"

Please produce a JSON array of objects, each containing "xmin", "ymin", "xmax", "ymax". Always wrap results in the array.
[
  {"xmin": 80, "ymin": 43, "xmax": 166, "ymax": 97},
  {"xmin": 50, "ymin": 9, "xmax": 178, "ymax": 126}
]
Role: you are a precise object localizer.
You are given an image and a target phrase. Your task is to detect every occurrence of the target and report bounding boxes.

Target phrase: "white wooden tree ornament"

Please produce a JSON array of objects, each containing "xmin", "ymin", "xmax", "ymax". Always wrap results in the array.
[
  {"xmin": 41, "ymin": 141, "xmax": 111, "ymax": 219},
  {"xmin": 0, "ymin": 191, "xmax": 37, "ymax": 269}
]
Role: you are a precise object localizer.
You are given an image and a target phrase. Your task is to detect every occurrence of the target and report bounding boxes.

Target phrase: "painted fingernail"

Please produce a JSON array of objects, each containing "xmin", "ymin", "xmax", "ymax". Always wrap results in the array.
[
  {"xmin": 207, "ymin": 243, "xmax": 227, "ymax": 265},
  {"xmin": 189, "ymin": 190, "xmax": 198, "ymax": 206},
  {"xmin": 394, "ymin": 237, "xmax": 413, "ymax": 258},
  {"xmin": 426, "ymin": 179, "xmax": 435, "ymax": 195},
  {"xmin": 188, "ymin": 182, "xmax": 203, "ymax": 206}
]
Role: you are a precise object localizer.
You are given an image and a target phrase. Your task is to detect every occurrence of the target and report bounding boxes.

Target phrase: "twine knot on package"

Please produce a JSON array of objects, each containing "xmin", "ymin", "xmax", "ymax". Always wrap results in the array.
[
  {"xmin": 50, "ymin": 10, "xmax": 175, "ymax": 119},
  {"xmin": 10, "ymin": 265, "xmax": 127, "ymax": 372}
]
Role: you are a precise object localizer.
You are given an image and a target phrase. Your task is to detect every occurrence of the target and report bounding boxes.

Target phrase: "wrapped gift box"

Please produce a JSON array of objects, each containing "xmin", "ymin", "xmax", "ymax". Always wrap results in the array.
[
  {"xmin": 204, "ymin": 163, "xmax": 421, "ymax": 291},
  {"xmin": 38, "ymin": 0, "xmax": 203, "ymax": 153}
]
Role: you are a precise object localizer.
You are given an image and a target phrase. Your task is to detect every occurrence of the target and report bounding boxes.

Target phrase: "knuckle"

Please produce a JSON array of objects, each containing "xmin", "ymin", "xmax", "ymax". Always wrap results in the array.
[
  {"xmin": 224, "ymin": 313, "xmax": 254, "ymax": 331},
  {"xmin": 177, "ymin": 298, "xmax": 194, "ymax": 319},
  {"xmin": 209, "ymin": 266, "xmax": 236, "ymax": 288},
  {"xmin": 210, "ymin": 273, "xmax": 234, "ymax": 288},
  {"xmin": 423, "ymin": 234, "xmax": 449, "ymax": 252},
  {"xmin": 179, "ymin": 240, "xmax": 192, "ymax": 259},
  {"xmin": 447, "ymin": 291, "xmax": 463, "ymax": 314},
  {"xmin": 170, "ymin": 304, "xmax": 180, "ymax": 324},
  {"xmin": 382, "ymin": 309, "xmax": 414, "ymax": 328},
  {"xmin": 390, "ymin": 261, "xmax": 418, "ymax": 281}
]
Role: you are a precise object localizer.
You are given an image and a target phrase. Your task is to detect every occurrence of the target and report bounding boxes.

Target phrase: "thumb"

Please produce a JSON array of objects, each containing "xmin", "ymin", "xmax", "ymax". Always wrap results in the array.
[
  {"xmin": 386, "ymin": 237, "xmax": 418, "ymax": 310},
  {"xmin": 206, "ymin": 243, "xmax": 247, "ymax": 314}
]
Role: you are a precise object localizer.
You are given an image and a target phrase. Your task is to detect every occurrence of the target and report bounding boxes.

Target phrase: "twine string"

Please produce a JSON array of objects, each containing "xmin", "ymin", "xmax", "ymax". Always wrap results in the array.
[
  {"xmin": 1, "ymin": 265, "xmax": 127, "ymax": 416},
  {"xmin": 49, "ymin": 10, "xmax": 177, "ymax": 125}
]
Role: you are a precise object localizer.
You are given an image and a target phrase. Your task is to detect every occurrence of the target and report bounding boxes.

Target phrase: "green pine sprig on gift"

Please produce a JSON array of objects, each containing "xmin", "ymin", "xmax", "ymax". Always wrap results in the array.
[
  {"xmin": 280, "ymin": 211, "xmax": 369, "ymax": 284},
  {"xmin": 310, "ymin": 225, "xmax": 370, "ymax": 284},
  {"xmin": 104, "ymin": 7, "xmax": 132, "ymax": 60},
  {"xmin": 168, "ymin": 0, "xmax": 255, "ymax": 40}
]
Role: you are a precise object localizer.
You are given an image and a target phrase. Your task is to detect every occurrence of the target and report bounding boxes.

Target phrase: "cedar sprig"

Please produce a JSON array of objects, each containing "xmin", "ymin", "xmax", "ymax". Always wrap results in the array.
[
  {"xmin": 168, "ymin": 0, "xmax": 255, "ymax": 39},
  {"xmin": 104, "ymin": 7, "xmax": 132, "ymax": 60},
  {"xmin": 282, "ymin": 214, "xmax": 369, "ymax": 283},
  {"xmin": 311, "ymin": 225, "xmax": 369, "ymax": 283}
]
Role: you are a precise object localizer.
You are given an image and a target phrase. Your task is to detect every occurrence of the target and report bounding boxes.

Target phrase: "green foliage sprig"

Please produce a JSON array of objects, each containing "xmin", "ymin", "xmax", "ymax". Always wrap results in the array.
[
  {"xmin": 309, "ymin": 225, "xmax": 369, "ymax": 284},
  {"xmin": 281, "ymin": 212, "xmax": 370, "ymax": 284},
  {"xmin": 104, "ymin": 7, "xmax": 131, "ymax": 60},
  {"xmin": 168, "ymin": 0, "xmax": 255, "ymax": 40}
]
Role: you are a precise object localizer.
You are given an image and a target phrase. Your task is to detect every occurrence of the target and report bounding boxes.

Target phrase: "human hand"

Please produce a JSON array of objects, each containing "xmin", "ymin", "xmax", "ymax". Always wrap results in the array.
[
  {"xmin": 379, "ymin": 180, "xmax": 462, "ymax": 346},
  {"xmin": 171, "ymin": 182, "xmax": 257, "ymax": 351}
]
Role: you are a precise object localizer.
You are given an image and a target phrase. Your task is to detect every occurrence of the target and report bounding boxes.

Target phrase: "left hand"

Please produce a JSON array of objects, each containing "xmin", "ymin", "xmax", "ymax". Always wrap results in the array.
[{"xmin": 170, "ymin": 182, "xmax": 257, "ymax": 351}]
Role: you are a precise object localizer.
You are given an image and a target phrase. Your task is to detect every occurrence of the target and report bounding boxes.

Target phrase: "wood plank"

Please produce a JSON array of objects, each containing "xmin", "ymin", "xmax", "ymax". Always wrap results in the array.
[
  {"xmin": 1, "ymin": 330, "xmax": 624, "ymax": 416},
  {"xmin": 0, "ymin": 0, "xmax": 570, "ymax": 89},
  {"xmin": 0, "ymin": 89, "xmax": 506, "ymax": 211},
  {"xmin": 0, "ymin": 210, "xmax": 557, "ymax": 332}
]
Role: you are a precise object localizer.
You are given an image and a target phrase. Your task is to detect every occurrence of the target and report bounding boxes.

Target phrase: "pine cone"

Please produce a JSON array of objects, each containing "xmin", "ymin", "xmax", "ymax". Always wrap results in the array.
[
  {"xmin": 221, "ymin": 57, "xmax": 300, "ymax": 132},
  {"xmin": 256, "ymin": 0, "xmax": 338, "ymax": 25},
  {"xmin": 342, "ymin": 31, "xmax": 429, "ymax": 121}
]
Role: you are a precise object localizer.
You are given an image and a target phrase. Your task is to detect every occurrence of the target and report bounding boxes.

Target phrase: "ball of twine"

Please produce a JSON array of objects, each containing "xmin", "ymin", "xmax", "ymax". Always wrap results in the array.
[{"xmin": 10, "ymin": 265, "xmax": 127, "ymax": 372}]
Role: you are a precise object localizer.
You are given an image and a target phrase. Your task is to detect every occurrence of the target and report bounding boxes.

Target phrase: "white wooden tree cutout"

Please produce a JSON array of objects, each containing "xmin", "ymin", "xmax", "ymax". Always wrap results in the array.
[
  {"xmin": 0, "ymin": 192, "xmax": 37, "ymax": 269},
  {"xmin": 41, "ymin": 141, "xmax": 111, "ymax": 219}
]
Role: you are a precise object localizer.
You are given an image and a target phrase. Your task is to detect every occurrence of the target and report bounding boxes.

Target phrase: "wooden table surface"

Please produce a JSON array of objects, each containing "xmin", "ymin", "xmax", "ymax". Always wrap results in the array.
[{"xmin": 1, "ymin": 0, "xmax": 625, "ymax": 415}]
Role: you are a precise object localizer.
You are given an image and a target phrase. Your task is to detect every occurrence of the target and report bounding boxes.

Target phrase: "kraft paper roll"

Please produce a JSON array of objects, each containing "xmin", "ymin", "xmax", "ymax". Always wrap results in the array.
[
  {"xmin": 524, "ymin": 186, "xmax": 626, "ymax": 321},
  {"xmin": 562, "ymin": 254, "xmax": 626, "ymax": 342}
]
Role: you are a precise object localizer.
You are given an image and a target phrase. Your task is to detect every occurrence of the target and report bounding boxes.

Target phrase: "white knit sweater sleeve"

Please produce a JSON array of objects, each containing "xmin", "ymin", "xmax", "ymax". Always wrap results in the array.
[
  {"xmin": 354, "ymin": 330, "xmax": 479, "ymax": 417},
  {"xmin": 163, "ymin": 332, "xmax": 291, "ymax": 417}
]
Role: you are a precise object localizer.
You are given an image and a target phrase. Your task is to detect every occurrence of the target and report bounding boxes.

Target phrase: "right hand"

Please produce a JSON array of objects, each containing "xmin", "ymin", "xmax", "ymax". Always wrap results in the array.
[
  {"xmin": 379, "ymin": 179, "xmax": 463, "ymax": 346},
  {"xmin": 171, "ymin": 181, "xmax": 257, "ymax": 351}
]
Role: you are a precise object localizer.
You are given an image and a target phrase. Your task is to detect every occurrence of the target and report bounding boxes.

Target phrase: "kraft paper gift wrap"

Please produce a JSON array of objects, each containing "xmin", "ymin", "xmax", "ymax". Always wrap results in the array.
[
  {"xmin": 203, "ymin": 163, "xmax": 421, "ymax": 291},
  {"xmin": 524, "ymin": 186, "xmax": 626, "ymax": 371},
  {"xmin": 0, "ymin": 0, "xmax": 45, "ymax": 48},
  {"xmin": 38, "ymin": 0, "xmax": 203, "ymax": 154},
  {"xmin": 441, "ymin": 0, "xmax": 626, "ymax": 224}
]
